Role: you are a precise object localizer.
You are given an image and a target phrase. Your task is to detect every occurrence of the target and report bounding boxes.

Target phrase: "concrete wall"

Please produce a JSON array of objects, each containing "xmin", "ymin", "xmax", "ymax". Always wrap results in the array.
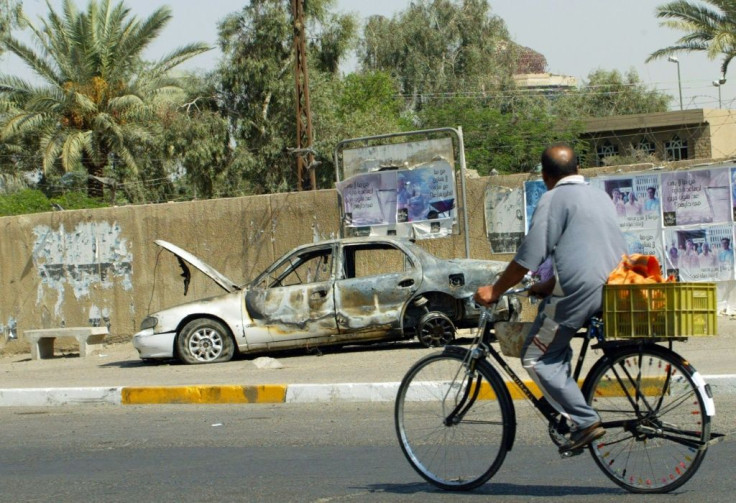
[
  {"xmin": 0, "ymin": 159, "xmax": 725, "ymax": 354},
  {"xmin": 704, "ymin": 109, "xmax": 736, "ymax": 159},
  {"xmin": 0, "ymin": 189, "xmax": 344, "ymax": 352}
]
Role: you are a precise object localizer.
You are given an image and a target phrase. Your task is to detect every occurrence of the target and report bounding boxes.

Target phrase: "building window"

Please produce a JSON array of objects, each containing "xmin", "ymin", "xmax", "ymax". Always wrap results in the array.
[
  {"xmin": 635, "ymin": 138, "xmax": 655, "ymax": 155},
  {"xmin": 665, "ymin": 135, "xmax": 688, "ymax": 161},
  {"xmin": 596, "ymin": 141, "xmax": 619, "ymax": 165}
]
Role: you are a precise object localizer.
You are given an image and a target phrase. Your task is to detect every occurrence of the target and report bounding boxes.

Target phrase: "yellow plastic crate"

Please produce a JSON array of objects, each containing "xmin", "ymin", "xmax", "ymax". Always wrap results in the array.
[{"xmin": 602, "ymin": 283, "xmax": 717, "ymax": 338}]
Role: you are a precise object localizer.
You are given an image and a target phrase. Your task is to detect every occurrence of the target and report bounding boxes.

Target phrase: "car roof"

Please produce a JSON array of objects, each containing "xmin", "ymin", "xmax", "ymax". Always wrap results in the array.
[{"xmin": 293, "ymin": 236, "xmax": 416, "ymax": 250}]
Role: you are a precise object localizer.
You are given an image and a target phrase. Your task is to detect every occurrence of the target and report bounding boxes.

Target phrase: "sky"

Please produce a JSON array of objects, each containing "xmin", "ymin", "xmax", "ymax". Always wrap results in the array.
[{"xmin": 1, "ymin": 0, "xmax": 734, "ymax": 110}]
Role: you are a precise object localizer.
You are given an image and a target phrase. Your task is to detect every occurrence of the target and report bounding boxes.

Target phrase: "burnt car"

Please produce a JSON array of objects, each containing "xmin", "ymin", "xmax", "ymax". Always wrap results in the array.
[{"xmin": 133, "ymin": 237, "xmax": 519, "ymax": 364}]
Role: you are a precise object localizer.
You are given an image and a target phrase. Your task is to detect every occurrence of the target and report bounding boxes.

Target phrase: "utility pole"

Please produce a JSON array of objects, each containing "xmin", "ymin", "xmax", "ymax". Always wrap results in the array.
[{"xmin": 292, "ymin": 0, "xmax": 316, "ymax": 191}]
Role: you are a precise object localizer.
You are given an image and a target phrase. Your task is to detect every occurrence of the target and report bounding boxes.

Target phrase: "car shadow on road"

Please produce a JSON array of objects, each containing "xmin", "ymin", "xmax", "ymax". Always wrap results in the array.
[
  {"xmin": 362, "ymin": 481, "xmax": 622, "ymax": 497},
  {"xmin": 99, "ymin": 357, "xmax": 180, "ymax": 368},
  {"xmin": 243, "ymin": 336, "xmax": 476, "ymax": 359}
]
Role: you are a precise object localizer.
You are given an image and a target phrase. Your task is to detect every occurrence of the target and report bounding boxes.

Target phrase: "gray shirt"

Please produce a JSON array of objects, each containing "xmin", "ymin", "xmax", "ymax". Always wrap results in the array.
[{"xmin": 515, "ymin": 176, "xmax": 627, "ymax": 328}]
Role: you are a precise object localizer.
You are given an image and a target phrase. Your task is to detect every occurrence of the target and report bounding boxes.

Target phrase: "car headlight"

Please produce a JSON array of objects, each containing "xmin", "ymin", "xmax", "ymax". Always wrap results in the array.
[{"xmin": 140, "ymin": 316, "xmax": 158, "ymax": 330}]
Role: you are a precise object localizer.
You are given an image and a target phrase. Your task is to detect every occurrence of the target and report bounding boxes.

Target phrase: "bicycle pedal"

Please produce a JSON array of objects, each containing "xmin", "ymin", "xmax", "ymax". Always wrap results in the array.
[{"xmin": 559, "ymin": 448, "xmax": 584, "ymax": 459}]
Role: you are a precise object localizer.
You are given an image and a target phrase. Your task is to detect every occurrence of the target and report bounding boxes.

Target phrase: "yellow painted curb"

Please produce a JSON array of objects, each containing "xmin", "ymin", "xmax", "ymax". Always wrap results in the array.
[
  {"xmin": 121, "ymin": 384, "xmax": 287, "ymax": 405},
  {"xmin": 506, "ymin": 380, "xmax": 543, "ymax": 400}
]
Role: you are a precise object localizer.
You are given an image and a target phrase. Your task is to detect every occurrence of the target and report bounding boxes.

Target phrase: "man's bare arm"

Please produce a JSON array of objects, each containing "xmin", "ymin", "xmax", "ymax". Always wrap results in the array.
[{"xmin": 474, "ymin": 260, "xmax": 529, "ymax": 306}]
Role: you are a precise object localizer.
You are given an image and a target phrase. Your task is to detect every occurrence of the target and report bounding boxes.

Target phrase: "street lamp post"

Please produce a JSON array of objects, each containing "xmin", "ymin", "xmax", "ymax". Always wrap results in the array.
[
  {"xmin": 713, "ymin": 80, "xmax": 723, "ymax": 109},
  {"xmin": 668, "ymin": 56, "xmax": 683, "ymax": 111}
]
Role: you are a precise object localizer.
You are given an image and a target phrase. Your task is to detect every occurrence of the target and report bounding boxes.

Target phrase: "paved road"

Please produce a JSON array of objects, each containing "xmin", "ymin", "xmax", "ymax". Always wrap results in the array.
[{"xmin": 0, "ymin": 403, "xmax": 734, "ymax": 502}]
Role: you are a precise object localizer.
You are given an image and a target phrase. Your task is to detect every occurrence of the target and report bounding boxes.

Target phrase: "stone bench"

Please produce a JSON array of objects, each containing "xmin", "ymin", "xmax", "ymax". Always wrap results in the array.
[{"xmin": 23, "ymin": 327, "xmax": 109, "ymax": 360}]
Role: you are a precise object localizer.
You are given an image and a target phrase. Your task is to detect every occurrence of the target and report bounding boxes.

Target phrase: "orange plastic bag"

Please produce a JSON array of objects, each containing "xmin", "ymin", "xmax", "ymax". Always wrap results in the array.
[
  {"xmin": 607, "ymin": 254, "xmax": 675, "ymax": 284},
  {"xmin": 607, "ymin": 254, "xmax": 674, "ymax": 318}
]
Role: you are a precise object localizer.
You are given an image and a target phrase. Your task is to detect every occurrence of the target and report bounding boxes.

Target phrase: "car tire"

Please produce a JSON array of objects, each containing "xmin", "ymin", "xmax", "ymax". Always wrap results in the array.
[
  {"xmin": 176, "ymin": 318, "xmax": 235, "ymax": 364},
  {"xmin": 417, "ymin": 311, "xmax": 456, "ymax": 348}
]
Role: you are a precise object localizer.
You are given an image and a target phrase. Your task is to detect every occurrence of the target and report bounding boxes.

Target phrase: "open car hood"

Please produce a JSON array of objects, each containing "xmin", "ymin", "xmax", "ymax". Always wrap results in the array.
[{"xmin": 154, "ymin": 240, "xmax": 241, "ymax": 295}]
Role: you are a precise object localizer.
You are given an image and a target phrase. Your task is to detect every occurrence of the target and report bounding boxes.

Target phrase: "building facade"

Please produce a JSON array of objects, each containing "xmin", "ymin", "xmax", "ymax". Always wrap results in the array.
[{"xmin": 580, "ymin": 109, "xmax": 736, "ymax": 167}]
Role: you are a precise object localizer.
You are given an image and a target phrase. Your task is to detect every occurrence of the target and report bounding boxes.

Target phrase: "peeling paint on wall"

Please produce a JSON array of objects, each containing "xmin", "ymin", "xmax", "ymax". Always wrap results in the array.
[
  {"xmin": 32, "ymin": 222, "xmax": 133, "ymax": 316},
  {"xmin": 1, "ymin": 317, "xmax": 17, "ymax": 341},
  {"xmin": 311, "ymin": 219, "xmax": 336, "ymax": 243},
  {"xmin": 89, "ymin": 305, "xmax": 111, "ymax": 329}
]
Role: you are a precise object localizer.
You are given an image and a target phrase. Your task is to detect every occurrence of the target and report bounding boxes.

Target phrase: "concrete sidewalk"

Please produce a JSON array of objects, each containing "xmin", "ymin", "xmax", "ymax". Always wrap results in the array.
[{"xmin": 1, "ymin": 319, "xmax": 735, "ymax": 406}]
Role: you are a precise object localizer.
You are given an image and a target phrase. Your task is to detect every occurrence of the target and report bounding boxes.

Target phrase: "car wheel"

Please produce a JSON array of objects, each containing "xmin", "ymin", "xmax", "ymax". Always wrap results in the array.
[
  {"xmin": 176, "ymin": 318, "xmax": 235, "ymax": 364},
  {"xmin": 417, "ymin": 311, "xmax": 456, "ymax": 348}
]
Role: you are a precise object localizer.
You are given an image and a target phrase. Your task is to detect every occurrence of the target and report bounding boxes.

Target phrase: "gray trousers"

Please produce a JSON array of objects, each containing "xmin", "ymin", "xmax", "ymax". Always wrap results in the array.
[{"xmin": 521, "ymin": 312, "xmax": 599, "ymax": 430}]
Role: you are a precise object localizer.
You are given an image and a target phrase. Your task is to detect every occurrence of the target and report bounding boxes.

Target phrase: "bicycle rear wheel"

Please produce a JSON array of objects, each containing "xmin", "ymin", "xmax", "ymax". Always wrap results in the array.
[
  {"xmin": 583, "ymin": 344, "xmax": 711, "ymax": 493},
  {"xmin": 395, "ymin": 349, "xmax": 513, "ymax": 491}
]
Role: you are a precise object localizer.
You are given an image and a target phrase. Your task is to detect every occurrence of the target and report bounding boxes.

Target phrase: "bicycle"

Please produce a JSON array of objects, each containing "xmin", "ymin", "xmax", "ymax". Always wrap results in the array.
[{"xmin": 394, "ymin": 286, "xmax": 724, "ymax": 493}]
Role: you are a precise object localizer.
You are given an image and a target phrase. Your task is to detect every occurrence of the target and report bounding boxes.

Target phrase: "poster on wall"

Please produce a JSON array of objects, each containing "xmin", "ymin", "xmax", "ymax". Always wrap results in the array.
[
  {"xmin": 337, "ymin": 171, "xmax": 396, "ymax": 227},
  {"xmin": 623, "ymin": 229, "xmax": 665, "ymax": 270},
  {"xmin": 337, "ymin": 137, "xmax": 457, "ymax": 239},
  {"xmin": 598, "ymin": 173, "xmax": 661, "ymax": 230},
  {"xmin": 662, "ymin": 168, "xmax": 731, "ymax": 226},
  {"xmin": 731, "ymin": 166, "xmax": 736, "ymax": 220},
  {"xmin": 396, "ymin": 161, "xmax": 456, "ymax": 223},
  {"xmin": 663, "ymin": 224, "xmax": 734, "ymax": 281},
  {"xmin": 523, "ymin": 180, "xmax": 546, "ymax": 233},
  {"xmin": 485, "ymin": 186, "xmax": 524, "ymax": 253},
  {"xmin": 336, "ymin": 159, "xmax": 457, "ymax": 238}
]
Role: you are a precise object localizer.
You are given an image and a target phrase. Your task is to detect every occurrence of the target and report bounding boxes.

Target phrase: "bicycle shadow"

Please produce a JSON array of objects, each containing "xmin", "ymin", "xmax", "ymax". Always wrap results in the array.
[{"xmin": 361, "ymin": 481, "xmax": 622, "ymax": 497}]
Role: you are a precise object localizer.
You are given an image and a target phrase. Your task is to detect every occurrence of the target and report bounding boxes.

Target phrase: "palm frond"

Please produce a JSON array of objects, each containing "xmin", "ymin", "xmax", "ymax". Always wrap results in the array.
[
  {"xmin": 107, "ymin": 94, "xmax": 144, "ymax": 111},
  {"xmin": 149, "ymin": 43, "xmax": 212, "ymax": 78},
  {"xmin": 0, "ymin": 76, "xmax": 36, "ymax": 98},
  {"xmin": 115, "ymin": 144, "xmax": 139, "ymax": 174},
  {"xmin": 60, "ymin": 130, "xmax": 91, "ymax": 171},
  {"xmin": 1, "ymin": 36, "xmax": 63, "ymax": 86},
  {"xmin": 721, "ymin": 51, "xmax": 736, "ymax": 75},
  {"xmin": 113, "ymin": 6, "xmax": 172, "ymax": 71},
  {"xmin": 42, "ymin": 0, "xmax": 80, "ymax": 80},
  {"xmin": 92, "ymin": 112, "xmax": 123, "ymax": 142},
  {"xmin": 40, "ymin": 133, "xmax": 65, "ymax": 174},
  {"xmin": 72, "ymin": 92, "xmax": 97, "ymax": 114},
  {"xmin": 1, "ymin": 112, "xmax": 49, "ymax": 140}
]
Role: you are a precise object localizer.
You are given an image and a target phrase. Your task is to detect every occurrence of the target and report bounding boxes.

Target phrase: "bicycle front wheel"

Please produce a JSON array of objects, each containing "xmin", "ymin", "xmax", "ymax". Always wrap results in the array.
[
  {"xmin": 583, "ymin": 344, "xmax": 711, "ymax": 493},
  {"xmin": 395, "ymin": 349, "xmax": 513, "ymax": 491}
]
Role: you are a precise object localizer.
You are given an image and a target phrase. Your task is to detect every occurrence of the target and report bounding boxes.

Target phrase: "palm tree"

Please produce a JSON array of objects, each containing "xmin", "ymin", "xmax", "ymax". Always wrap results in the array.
[
  {"xmin": 0, "ymin": 0, "xmax": 210, "ymax": 197},
  {"xmin": 647, "ymin": 0, "xmax": 736, "ymax": 79}
]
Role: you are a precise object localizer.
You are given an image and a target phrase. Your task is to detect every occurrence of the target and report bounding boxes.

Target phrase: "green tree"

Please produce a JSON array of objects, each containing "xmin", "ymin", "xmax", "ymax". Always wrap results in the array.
[
  {"xmin": 160, "ymin": 74, "xmax": 247, "ymax": 200},
  {"xmin": 309, "ymin": 70, "xmax": 404, "ymax": 186},
  {"xmin": 0, "ymin": 0, "xmax": 210, "ymax": 197},
  {"xmin": 419, "ymin": 94, "xmax": 583, "ymax": 175},
  {"xmin": 0, "ymin": 0, "xmax": 23, "ymax": 56},
  {"xmin": 555, "ymin": 69, "xmax": 672, "ymax": 117},
  {"xmin": 216, "ymin": 0, "xmax": 358, "ymax": 193},
  {"xmin": 647, "ymin": 0, "xmax": 736, "ymax": 78},
  {"xmin": 359, "ymin": 0, "xmax": 517, "ymax": 113}
]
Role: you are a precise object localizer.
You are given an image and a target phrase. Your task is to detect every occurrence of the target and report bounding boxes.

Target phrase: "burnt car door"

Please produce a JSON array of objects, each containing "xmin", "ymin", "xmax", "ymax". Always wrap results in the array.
[
  {"xmin": 333, "ymin": 241, "xmax": 422, "ymax": 337},
  {"xmin": 245, "ymin": 243, "xmax": 338, "ymax": 341}
]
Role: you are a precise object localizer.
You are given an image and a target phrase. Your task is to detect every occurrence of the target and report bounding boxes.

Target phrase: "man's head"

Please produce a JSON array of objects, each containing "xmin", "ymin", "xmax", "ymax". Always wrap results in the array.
[
  {"xmin": 647, "ymin": 187, "xmax": 656, "ymax": 199},
  {"xmin": 541, "ymin": 143, "xmax": 578, "ymax": 189},
  {"xmin": 722, "ymin": 238, "xmax": 731, "ymax": 250}
]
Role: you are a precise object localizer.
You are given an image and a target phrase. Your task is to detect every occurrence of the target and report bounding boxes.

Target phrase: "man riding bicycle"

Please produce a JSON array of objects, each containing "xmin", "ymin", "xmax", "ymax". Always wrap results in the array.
[{"xmin": 475, "ymin": 143, "xmax": 627, "ymax": 453}]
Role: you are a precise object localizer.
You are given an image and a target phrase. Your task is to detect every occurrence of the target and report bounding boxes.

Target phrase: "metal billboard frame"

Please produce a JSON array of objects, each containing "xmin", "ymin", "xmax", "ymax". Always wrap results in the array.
[{"xmin": 333, "ymin": 127, "xmax": 470, "ymax": 258}]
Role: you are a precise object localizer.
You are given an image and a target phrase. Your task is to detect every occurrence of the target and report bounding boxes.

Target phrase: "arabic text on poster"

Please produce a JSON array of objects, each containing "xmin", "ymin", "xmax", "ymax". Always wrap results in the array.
[
  {"xmin": 337, "ymin": 172, "xmax": 396, "ymax": 227},
  {"xmin": 662, "ymin": 168, "xmax": 730, "ymax": 226}
]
